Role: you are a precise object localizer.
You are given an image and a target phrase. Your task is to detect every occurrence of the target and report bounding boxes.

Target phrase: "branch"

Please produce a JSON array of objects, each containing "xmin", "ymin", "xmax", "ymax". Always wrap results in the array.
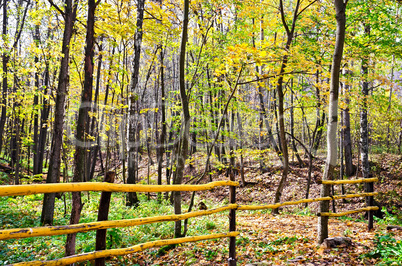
[
  {"xmin": 186, "ymin": 18, "xmax": 215, "ymax": 98},
  {"xmin": 12, "ymin": 0, "xmax": 31, "ymax": 49},
  {"xmin": 144, "ymin": 8, "xmax": 161, "ymax": 21},
  {"xmin": 290, "ymin": 0, "xmax": 301, "ymax": 34},
  {"xmin": 279, "ymin": 0, "xmax": 290, "ymax": 35},
  {"xmin": 297, "ymin": 0, "xmax": 318, "ymax": 18},
  {"xmin": 48, "ymin": 0, "xmax": 65, "ymax": 18},
  {"xmin": 285, "ymin": 132, "xmax": 325, "ymax": 163},
  {"xmin": 237, "ymin": 71, "xmax": 313, "ymax": 85}
]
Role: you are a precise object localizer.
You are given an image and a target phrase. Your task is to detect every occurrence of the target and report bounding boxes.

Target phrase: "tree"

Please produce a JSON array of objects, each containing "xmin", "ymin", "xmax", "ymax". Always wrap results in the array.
[
  {"xmin": 318, "ymin": 0, "xmax": 348, "ymax": 244},
  {"xmin": 41, "ymin": 0, "xmax": 78, "ymax": 226},
  {"xmin": 173, "ymin": 0, "xmax": 190, "ymax": 238},
  {"xmin": 126, "ymin": 0, "xmax": 145, "ymax": 207},
  {"xmin": 341, "ymin": 69, "xmax": 355, "ymax": 177},
  {"xmin": 65, "ymin": 0, "xmax": 98, "ymax": 256},
  {"xmin": 0, "ymin": 0, "xmax": 8, "ymax": 154},
  {"xmin": 361, "ymin": 23, "xmax": 373, "ymax": 230},
  {"xmin": 272, "ymin": 0, "xmax": 301, "ymax": 213}
]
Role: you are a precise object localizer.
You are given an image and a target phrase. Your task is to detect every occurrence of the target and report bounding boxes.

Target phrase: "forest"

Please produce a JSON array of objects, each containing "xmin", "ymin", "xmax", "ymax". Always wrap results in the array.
[{"xmin": 0, "ymin": 0, "xmax": 402, "ymax": 265}]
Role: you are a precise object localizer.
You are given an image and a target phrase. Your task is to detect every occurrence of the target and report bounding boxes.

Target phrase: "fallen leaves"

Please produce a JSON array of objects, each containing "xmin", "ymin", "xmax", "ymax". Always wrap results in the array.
[{"xmin": 106, "ymin": 212, "xmax": 398, "ymax": 265}]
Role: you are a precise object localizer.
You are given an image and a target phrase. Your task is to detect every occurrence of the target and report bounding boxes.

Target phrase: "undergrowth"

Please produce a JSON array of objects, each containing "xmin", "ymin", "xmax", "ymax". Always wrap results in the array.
[
  {"xmin": 0, "ymin": 192, "xmax": 227, "ymax": 265},
  {"xmin": 361, "ymin": 233, "xmax": 402, "ymax": 264}
]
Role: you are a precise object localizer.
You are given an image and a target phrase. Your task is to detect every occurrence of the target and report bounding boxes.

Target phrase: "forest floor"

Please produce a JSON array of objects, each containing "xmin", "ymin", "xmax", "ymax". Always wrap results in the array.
[
  {"xmin": 109, "ymin": 151, "xmax": 402, "ymax": 265},
  {"xmin": 119, "ymin": 212, "xmax": 399, "ymax": 265},
  {"xmin": 0, "ymin": 151, "xmax": 401, "ymax": 265}
]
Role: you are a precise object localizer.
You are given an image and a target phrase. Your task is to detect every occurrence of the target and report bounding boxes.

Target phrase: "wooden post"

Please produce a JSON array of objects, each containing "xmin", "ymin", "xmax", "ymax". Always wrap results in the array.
[
  {"xmin": 228, "ymin": 173, "xmax": 236, "ymax": 266},
  {"xmin": 95, "ymin": 171, "xmax": 115, "ymax": 266},
  {"xmin": 366, "ymin": 181, "xmax": 374, "ymax": 230}
]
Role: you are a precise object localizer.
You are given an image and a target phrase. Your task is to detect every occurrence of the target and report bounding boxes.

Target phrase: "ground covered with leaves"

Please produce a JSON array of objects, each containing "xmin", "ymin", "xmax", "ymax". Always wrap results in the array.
[
  {"xmin": 112, "ymin": 211, "xmax": 401, "ymax": 265},
  {"xmin": 103, "ymin": 153, "xmax": 402, "ymax": 265},
  {"xmin": 0, "ymin": 152, "xmax": 401, "ymax": 265}
]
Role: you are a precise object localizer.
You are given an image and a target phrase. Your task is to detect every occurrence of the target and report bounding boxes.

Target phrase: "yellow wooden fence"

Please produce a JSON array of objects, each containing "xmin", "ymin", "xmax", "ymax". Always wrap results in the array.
[{"xmin": 0, "ymin": 177, "xmax": 378, "ymax": 265}]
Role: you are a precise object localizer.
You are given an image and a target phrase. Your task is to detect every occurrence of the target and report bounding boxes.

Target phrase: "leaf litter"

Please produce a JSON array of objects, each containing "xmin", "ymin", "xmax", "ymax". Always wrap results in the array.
[{"xmin": 108, "ymin": 153, "xmax": 401, "ymax": 265}]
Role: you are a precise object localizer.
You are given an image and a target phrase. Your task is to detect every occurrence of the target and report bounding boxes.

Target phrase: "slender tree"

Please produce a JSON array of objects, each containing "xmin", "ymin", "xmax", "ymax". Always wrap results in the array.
[
  {"xmin": 272, "ymin": 0, "xmax": 301, "ymax": 214},
  {"xmin": 361, "ymin": 24, "xmax": 373, "ymax": 230},
  {"xmin": 0, "ymin": 0, "xmax": 8, "ymax": 154},
  {"xmin": 41, "ymin": 0, "xmax": 78, "ymax": 226},
  {"xmin": 174, "ymin": 0, "xmax": 190, "ymax": 238},
  {"xmin": 65, "ymin": 0, "xmax": 98, "ymax": 256},
  {"xmin": 127, "ymin": 0, "xmax": 145, "ymax": 207},
  {"xmin": 342, "ymin": 69, "xmax": 355, "ymax": 177},
  {"xmin": 318, "ymin": 0, "xmax": 348, "ymax": 244}
]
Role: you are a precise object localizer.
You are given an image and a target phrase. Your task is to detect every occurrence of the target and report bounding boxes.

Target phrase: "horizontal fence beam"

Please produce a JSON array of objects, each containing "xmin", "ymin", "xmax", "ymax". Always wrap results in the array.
[
  {"xmin": 0, "ymin": 181, "xmax": 239, "ymax": 197},
  {"xmin": 318, "ymin": 177, "xmax": 378, "ymax": 185},
  {"xmin": 237, "ymin": 192, "xmax": 378, "ymax": 211},
  {"xmin": 1, "ymin": 193, "xmax": 378, "ymax": 241},
  {"xmin": 318, "ymin": 206, "xmax": 379, "ymax": 217},
  {"xmin": 12, "ymin": 232, "xmax": 240, "ymax": 266},
  {"xmin": 0, "ymin": 204, "xmax": 238, "ymax": 241}
]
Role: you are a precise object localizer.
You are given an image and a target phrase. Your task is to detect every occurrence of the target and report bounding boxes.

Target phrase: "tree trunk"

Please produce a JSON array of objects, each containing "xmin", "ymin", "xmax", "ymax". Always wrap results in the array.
[
  {"xmin": 174, "ymin": 0, "xmax": 190, "ymax": 238},
  {"xmin": 318, "ymin": 0, "xmax": 347, "ymax": 244},
  {"xmin": 361, "ymin": 24, "xmax": 373, "ymax": 230},
  {"xmin": 127, "ymin": 0, "xmax": 145, "ymax": 207},
  {"xmin": 157, "ymin": 47, "xmax": 166, "ymax": 201},
  {"xmin": 13, "ymin": 113, "xmax": 20, "ymax": 185},
  {"xmin": 33, "ymin": 23, "xmax": 40, "ymax": 175},
  {"xmin": 0, "ymin": 0, "xmax": 8, "ymax": 154},
  {"xmin": 88, "ymin": 41, "xmax": 103, "ymax": 181},
  {"xmin": 95, "ymin": 171, "xmax": 115, "ymax": 266},
  {"xmin": 37, "ymin": 40, "xmax": 51, "ymax": 175},
  {"xmin": 41, "ymin": 0, "xmax": 78, "ymax": 226},
  {"xmin": 65, "ymin": 0, "xmax": 97, "ymax": 256},
  {"xmin": 342, "ymin": 69, "xmax": 354, "ymax": 177},
  {"xmin": 290, "ymin": 84, "xmax": 304, "ymax": 167},
  {"xmin": 273, "ymin": 0, "xmax": 301, "ymax": 214}
]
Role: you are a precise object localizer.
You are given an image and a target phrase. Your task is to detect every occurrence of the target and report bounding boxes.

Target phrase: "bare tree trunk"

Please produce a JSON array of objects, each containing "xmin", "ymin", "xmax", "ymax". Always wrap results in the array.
[
  {"xmin": 13, "ymin": 113, "xmax": 20, "ymax": 185},
  {"xmin": 157, "ymin": 46, "xmax": 166, "ymax": 202},
  {"xmin": 342, "ymin": 69, "xmax": 355, "ymax": 176},
  {"xmin": 41, "ymin": 0, "xmax": 78, "ymax": 226},
  {"xmin": 65, "ymin": 0, "xmax": 97, "ymax": 256},
  {"xmin": 0, "ymin": 0, "xmax": 8, "ymax": 154},
  {"xmin": 127, "ymin": 0, "xmax": 145, "ymax": 207},
  {"xmin": 273, "ymin": 0, "xmax": 301, "ymax": 214},
  {"xmin": 38, "ymin": 42, "xmax": 51, "ymax": 175},
  {"xmin": 290, "ymin": 84, "xmax": 304, "ymax": 167},
  {"xmin": 340, "ymin": 108, "xmax": 345, "ymax": 196},
  {"xmin": 174, "ymin": 0, "xmax": 190, "ymax": 238},
  {"xmin": 237, "ymin": 112, "xmax": 246, "ymax": 186},
  {"xmin": 313, "ymin": 71, "xmax": 326, "ymax": 154},
  {"xmin": 361, "ymin": 24, "xmax": 373, "ymax": 230},
  {"xmin": 89, "ymin": 41, "xmax": 103, "ymax": 181},
  {"xmin": 305, "ymin": 70, "xmax": 323, "ymax": 206},
  {"xmin": 318, "ymin": 0, "xmax": 347, "ymax": 244},
  {"xmin": 33, "ymin": 23, "xmax": 40, "ymax": 175},
  {"xmin": 228, "ymin": 111, "xmax": 236, "ymax": 176},
  {"xmin": 95, "ymin": 171, "xmax": 115, "ymax": 266}
]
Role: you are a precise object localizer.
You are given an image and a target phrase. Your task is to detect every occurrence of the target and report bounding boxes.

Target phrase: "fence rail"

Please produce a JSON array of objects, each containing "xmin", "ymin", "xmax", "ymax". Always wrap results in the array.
[
  {"xmin": 319, "ymin": 177, "xmax": 378, "ymax": 185},
  {"xmin": 0, "ymin": 204, "xmax": 238, "ymax": 241},
  {"xmin": 0, "ymin": 177, "xmax": 378, "ymax": 265},
  {"xmin": 237, "ymin": 192, "xmax": 378, "ymax": 211},
  {"xmin": 0, "ymin": 180, "xmax": 239, "ymax": 196},
  {"xmin": 318, "ymin": 206, "xmax": 379, "ymax": 217}
]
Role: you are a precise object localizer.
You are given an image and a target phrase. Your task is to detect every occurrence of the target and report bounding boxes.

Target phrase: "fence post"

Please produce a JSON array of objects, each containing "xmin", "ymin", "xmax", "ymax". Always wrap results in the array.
[
  {"xmin": 366, "ymin": 181, "xmax": 374, "ymax": 230},
  {"xmin": 228, "ymin": 173, "xmax": 236, "ymax": 266},
  {"xmin": 95, "ymin": 171, "xmax": 115, "ymax": 266}
]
